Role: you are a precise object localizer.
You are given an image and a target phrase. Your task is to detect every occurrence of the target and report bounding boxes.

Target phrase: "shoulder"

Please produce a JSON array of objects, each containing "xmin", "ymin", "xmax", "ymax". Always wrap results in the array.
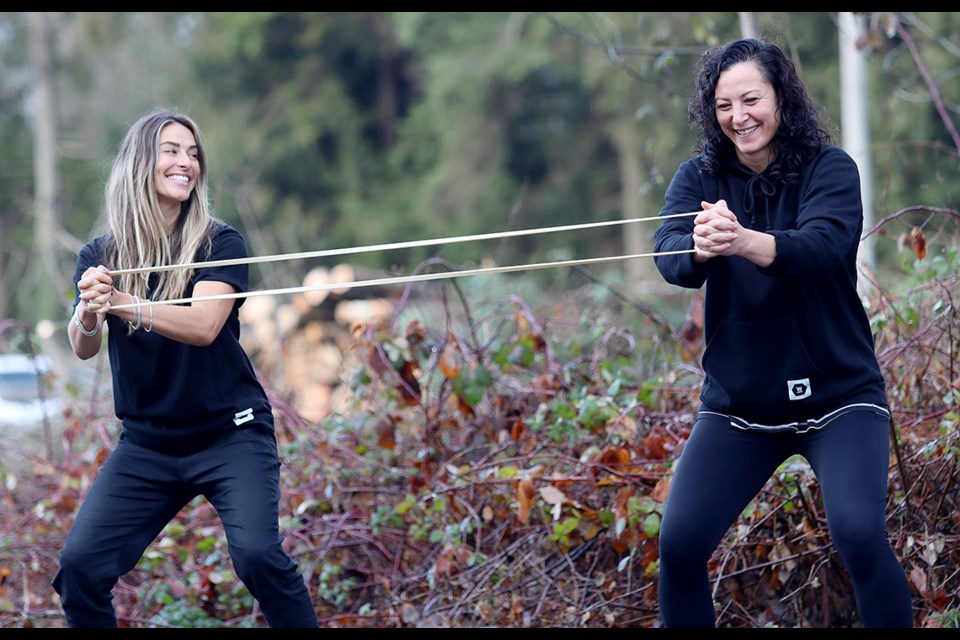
[
  {"xmin": 680, "ymin": 155, "xmax": 707, "ymax": 172},
  {"xmin": 203, "ymin": 221, "xmax": 248, "ymax": 261},
  {"xmin": 211, "ymin": 221, "xmax": 246, "ymax": 248},
  {"xmin": 210, "ymin": 220, "xmax": 242, "ymax": 241},
  {"xmin": 79, "ymin": 234, "xmax": 110, "ymax": 261},
  {"xmin": 671, "ymin": 156, "xmax": 707, "ymax": 181},
  {"xmin": 811, "ymin": 144, "xmax": 856, "ymax": 168},
  {"xmin": 804, "ymin": 145, "xmax": 860, "ymax": 182}
]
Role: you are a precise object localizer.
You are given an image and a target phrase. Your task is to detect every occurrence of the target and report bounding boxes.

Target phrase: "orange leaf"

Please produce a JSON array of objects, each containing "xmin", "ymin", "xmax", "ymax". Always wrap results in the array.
[
  {"xmin": 439, "ymin": 334, "xmax": 462, "ymax": 379},
  {"xmin": 910, "ymin": 227, "xmax": 927, "ymax": 260},
  {"xmin": 375, "ymin": 416, "xmax": 397, "ymax": 450},
  {"xmin": 679, "ymin": 292, "xmax": 704, "ymax": 362},
  {"xmin": 516, "ymin": 478, "xmax": 536, "ymax": 524},
  {"xmin": 651, "ymin": 477, "xmax": 671, "ymax": 503},
  {"xmin": 614, "ymin": 485, "xmax": 635, "ymax": 522},
  {"xmin": 599, "ymin": 446, "xmax": 631, "ymax": 469},
  {"xmin": 642, "ymin": 431, "xmax": 670, "ymax": 459}
]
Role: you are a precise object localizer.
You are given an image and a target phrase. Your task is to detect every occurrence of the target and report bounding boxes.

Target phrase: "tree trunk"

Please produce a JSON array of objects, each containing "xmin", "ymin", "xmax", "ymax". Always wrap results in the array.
[
  {"xmin": 611, "ymin": 117, "xmax": 658, "ymax": 293},
  {"xmin": 739, "ymin": 12, "xmax": 758, "ymax": 38},
  {"xmin": 838, "ymin": 12, "xmax": 875, "ymax": 298},
  {"xmin": 27, "ymin": 12, "xmax": 61, "ymax": 324},
  {"xmin": 372, "ymin": 12, "xmax": 398, "ymax": 148}
]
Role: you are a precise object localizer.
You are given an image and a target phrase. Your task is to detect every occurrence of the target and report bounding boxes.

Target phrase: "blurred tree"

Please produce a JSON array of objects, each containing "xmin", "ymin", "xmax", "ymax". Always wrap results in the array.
[{"xmin": 1, "ymin": 11, "xmax": 956, "ymax": 334}]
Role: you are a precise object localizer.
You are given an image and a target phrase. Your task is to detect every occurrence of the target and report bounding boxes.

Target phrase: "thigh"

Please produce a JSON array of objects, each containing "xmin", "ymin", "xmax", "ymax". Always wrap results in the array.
[
  {"xmin": 662, "ymin": 413, "xmax": 791, "ymax": 541},
  {"xmin": 64, "ymin": 438, "xmax": 193, "ymax": 567},
  {"xmin": 801, "ymin": 410, "xmax": 891, "ymax": 527},
  {"xmin": 183, "ymin": 426, "xmax": 283, "ymax": 545}
]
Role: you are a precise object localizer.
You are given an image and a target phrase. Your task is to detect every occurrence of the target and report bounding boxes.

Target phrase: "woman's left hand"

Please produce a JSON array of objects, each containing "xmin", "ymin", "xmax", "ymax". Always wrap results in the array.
[
  {"xmin": 693, "ymin": 199, "xmax": 741, "ymax": 258},
  {"xmin": 78, "ymin": 265, "xmax": 114, "ymax": 314}
]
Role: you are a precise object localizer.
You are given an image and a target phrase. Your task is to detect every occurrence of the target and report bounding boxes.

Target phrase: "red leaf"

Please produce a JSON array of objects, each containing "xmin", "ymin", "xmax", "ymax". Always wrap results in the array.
[{"xmin": 910, "ymin": 227, "xmax": 927, "ymax": 260}]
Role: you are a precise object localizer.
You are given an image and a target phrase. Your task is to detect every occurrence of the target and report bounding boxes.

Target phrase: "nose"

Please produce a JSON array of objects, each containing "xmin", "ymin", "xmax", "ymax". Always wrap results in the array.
[{"xmin": 731, "ymin": 105, "xmax": 749, "ymax": 124}]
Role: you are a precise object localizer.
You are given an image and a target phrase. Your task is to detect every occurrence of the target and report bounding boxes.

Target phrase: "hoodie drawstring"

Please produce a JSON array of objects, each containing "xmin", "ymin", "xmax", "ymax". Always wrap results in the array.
[{"xmin": 743, "ymin": 172, "xmax": 776, "ymax": 229}]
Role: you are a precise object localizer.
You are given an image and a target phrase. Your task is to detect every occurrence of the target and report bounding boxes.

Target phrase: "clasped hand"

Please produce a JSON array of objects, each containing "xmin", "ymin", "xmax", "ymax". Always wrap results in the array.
[
  {"xmin": 693, "ymin": 199, "xmax": 742, "ymax": 259},
  {"xmin": 78, "ymin": 265, "xmax": 115, "ymax": 314}
]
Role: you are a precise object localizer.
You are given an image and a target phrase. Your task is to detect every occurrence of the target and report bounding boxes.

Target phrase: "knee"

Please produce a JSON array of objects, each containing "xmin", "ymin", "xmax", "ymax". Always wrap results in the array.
[
  {"xmin": 658, "ymin": 515, "xmax": 713, "ymax": 568},
  {"xmin": 829, "ymin": 518, "xmax": 890, "ymax": 570},
  {"xmin": 57, "ymin": 538, "xmax": 102, "ymax": 580},
  {"xmin": 230, "ymin": 541, "xmax": 288, "ymax": 584}
]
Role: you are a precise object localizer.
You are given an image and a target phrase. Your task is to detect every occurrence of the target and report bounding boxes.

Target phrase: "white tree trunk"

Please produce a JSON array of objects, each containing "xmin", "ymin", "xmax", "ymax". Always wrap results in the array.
[
  {"xmin": 28, "ymin": 12, "xmax": 60, "ymax": 323},
  {"xmin": 838, "ymin": 12, "xmax": 876, "ymax": 299}
]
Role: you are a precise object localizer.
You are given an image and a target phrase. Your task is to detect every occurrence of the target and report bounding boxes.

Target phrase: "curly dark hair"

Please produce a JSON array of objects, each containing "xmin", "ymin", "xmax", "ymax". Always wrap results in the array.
[{"xmin": 689, "ymin": 37, "xmax": 831, "ymax": 184}]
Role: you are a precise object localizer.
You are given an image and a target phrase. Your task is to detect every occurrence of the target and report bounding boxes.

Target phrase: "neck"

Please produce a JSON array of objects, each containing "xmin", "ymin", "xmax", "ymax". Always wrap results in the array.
[
  {"xmin": 737, "ymin": 148, "xmax": 774, "ymax": 174},
  {"xmin": 161, "ymin": 205, "xmax": 181, "ymax": 235}
]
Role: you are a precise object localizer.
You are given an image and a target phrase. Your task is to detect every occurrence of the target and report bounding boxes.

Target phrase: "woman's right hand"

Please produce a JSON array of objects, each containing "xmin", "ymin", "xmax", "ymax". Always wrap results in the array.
[
  {"xmin": 78, "ymin": 265, "xmax": 114, "ymax": 314},
  {"xmin": 693, "ymin": 199, "xmax": 739, "ymax": 261}
]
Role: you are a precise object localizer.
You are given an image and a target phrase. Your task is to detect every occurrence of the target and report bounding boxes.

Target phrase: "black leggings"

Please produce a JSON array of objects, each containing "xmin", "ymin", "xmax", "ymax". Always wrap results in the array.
[{"xmin": 657, "ymin": 409, "xmax": 913, "ymax": 628}]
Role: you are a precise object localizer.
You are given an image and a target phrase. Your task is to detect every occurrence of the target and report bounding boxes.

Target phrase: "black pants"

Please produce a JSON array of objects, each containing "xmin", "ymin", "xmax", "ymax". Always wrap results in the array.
[
  {"xmin": 657, "ymin": 409, "xmax": 913, "ymax": 628},
  {"xmin": 52, "ymin": 425, "xmax": 318, "ymax": 628}
]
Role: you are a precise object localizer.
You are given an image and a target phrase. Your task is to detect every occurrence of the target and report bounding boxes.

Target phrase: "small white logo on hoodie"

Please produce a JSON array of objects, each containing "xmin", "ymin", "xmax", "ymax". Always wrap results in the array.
[
  {"xmin": 234, "ymin": 408, "xmax": 254, "ymax": 426},
  {"xmin": 788, "ymin": 378, "xmax": 811, "ymax": 401}
]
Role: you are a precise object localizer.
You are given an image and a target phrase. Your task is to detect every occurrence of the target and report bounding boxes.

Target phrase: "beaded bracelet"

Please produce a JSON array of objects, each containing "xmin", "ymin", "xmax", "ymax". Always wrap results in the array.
[{"xmin": 74, "ymin": 310, "xmax": 100, "ymax": 337}]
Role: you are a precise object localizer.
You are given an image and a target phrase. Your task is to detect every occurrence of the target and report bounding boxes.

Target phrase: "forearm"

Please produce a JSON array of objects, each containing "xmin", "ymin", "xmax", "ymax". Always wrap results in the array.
[
  {"xmin": 735, "ymin": 228, "xmax": 777, "ymax": 268},
  {"xmin": 69, "ymin": 306, "xmax": 103, "ymax": 360},
  {"xmin": 109, "ymin": 289, "xmax": 233, "ymax": 347}
]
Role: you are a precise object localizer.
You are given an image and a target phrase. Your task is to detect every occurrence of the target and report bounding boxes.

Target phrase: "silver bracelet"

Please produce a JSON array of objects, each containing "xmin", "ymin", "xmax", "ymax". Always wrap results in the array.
[
  {"xmin": 144, "ymin": 300, "xmax": 154, "ymax": 333},
  {"xmin": 74, "ymin": 310, "xmax": 100, "ymax": 337},
  {"xmin": 128, "ymin": 295, "xmax": 142, "ymax": 331}
]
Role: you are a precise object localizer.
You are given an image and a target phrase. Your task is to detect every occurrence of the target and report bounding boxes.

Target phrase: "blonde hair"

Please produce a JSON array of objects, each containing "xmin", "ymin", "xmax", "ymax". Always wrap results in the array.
[{"xmin": 103, "ymin": 107, "xmax": 215, "ymax": 313}]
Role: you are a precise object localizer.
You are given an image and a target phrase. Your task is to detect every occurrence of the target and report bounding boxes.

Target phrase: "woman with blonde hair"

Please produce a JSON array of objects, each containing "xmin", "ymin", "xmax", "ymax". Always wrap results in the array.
[{"xmin": 54, "ymin": 107, "xmax": 318, "ymax": 628}]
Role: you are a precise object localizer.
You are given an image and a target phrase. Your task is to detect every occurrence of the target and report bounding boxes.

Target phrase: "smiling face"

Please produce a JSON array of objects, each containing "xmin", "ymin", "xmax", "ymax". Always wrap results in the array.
[
  {"xmin": 714, "ymin": 60, "xmax": 780, "ymax": 173},
  {"xmin": 154, "ymin": 122, "xmax": 199, "ymax": 220}
]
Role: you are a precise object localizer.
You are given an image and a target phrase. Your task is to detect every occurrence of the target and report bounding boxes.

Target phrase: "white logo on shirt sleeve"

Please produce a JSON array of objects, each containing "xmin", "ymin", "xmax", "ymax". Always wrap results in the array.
[
  {"xmin": 787, "ymin": 378, "xmax": 812, "ymax": 401},
  {"xmin": 233, "ymin": 408, "xmax": 254, "ymax": 426}
]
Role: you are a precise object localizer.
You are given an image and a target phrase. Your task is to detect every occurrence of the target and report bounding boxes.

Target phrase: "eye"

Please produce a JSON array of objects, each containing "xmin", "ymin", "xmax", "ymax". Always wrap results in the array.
[
  {"xmin": 715, "ymin": 103, "xmax": 731, "ymax": 111},
  {"xmin": 745, "ymin": 97, "xmax": 760, "ymax": 105}
]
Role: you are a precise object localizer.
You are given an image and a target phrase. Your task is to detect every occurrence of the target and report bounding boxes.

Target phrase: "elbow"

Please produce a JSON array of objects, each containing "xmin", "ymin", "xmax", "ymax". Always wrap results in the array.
[
  {"xmin": 70, "ymin": 335, "xmax": 99, "ymax": 361},
  {"xmin": 194, "ymin": 334, "xmax": 217, "ymax": 348},
  {"xmin": 185, "ymin": 330, "xmax": 218, "ymax": 348},
  {"xmin": 74, "ymin": 345, "xmax": 99, "ymax": 361},
  {"xmin": 192, "ymin": 319, "xmax": 225, "ymax": 347}
]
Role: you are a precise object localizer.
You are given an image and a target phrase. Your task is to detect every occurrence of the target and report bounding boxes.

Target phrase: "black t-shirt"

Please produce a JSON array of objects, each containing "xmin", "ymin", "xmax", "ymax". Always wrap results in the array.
[{"xmin": 72, "ymin": 222, "xmax": 274, "ymax": 451}]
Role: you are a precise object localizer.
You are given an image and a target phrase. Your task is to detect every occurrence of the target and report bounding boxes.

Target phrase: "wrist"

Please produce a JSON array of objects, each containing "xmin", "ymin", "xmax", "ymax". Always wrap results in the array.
[
  {"xmin": 74, "ymin": 306, "xmax": 100, "ymax": 337},
  {"xmin": 127, "ymin": 294, "xmax": 142, "ymax": 331}
]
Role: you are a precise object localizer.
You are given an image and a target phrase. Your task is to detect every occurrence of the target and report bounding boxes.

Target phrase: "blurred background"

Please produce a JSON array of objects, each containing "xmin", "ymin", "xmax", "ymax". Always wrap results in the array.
[{"xmin": 1, "ymin": 10, "xmax": 958, "ymax": 428}]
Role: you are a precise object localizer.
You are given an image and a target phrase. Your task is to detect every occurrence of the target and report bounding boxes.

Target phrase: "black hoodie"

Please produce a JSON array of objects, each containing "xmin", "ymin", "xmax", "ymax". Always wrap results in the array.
[{"xmin": 653, "ymin": 144, "xmax": 888, "ymax": 427}]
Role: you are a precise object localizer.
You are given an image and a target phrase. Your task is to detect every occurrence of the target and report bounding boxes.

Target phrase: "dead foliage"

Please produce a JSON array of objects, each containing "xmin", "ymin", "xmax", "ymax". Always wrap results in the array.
[{"xmin": 0, "ymin": 218, "xmax": 958, "ymax": 629}]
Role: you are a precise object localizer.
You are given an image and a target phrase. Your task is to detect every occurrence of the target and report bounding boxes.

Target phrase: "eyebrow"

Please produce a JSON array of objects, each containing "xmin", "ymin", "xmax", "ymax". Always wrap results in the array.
[
  {"xmin": 715, "ymin": 90, "xmax": 764, "ymax": 103},
  {"xmin": 159, "ymin": 141, "xmax": 199, "ymax": 151}
]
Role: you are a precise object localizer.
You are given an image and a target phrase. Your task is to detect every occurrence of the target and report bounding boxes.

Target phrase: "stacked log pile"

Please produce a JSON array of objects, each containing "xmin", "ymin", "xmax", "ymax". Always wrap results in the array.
[{"xmin": 239, "ymin": 263, "xmax": 398, "ymax": 424}]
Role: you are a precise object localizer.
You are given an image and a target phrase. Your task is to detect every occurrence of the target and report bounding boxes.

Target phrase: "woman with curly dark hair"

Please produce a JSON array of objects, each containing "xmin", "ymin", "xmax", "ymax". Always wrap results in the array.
[{"xmin": 652, "ymin": 37, "xmax": 913, "ymax": 628}]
